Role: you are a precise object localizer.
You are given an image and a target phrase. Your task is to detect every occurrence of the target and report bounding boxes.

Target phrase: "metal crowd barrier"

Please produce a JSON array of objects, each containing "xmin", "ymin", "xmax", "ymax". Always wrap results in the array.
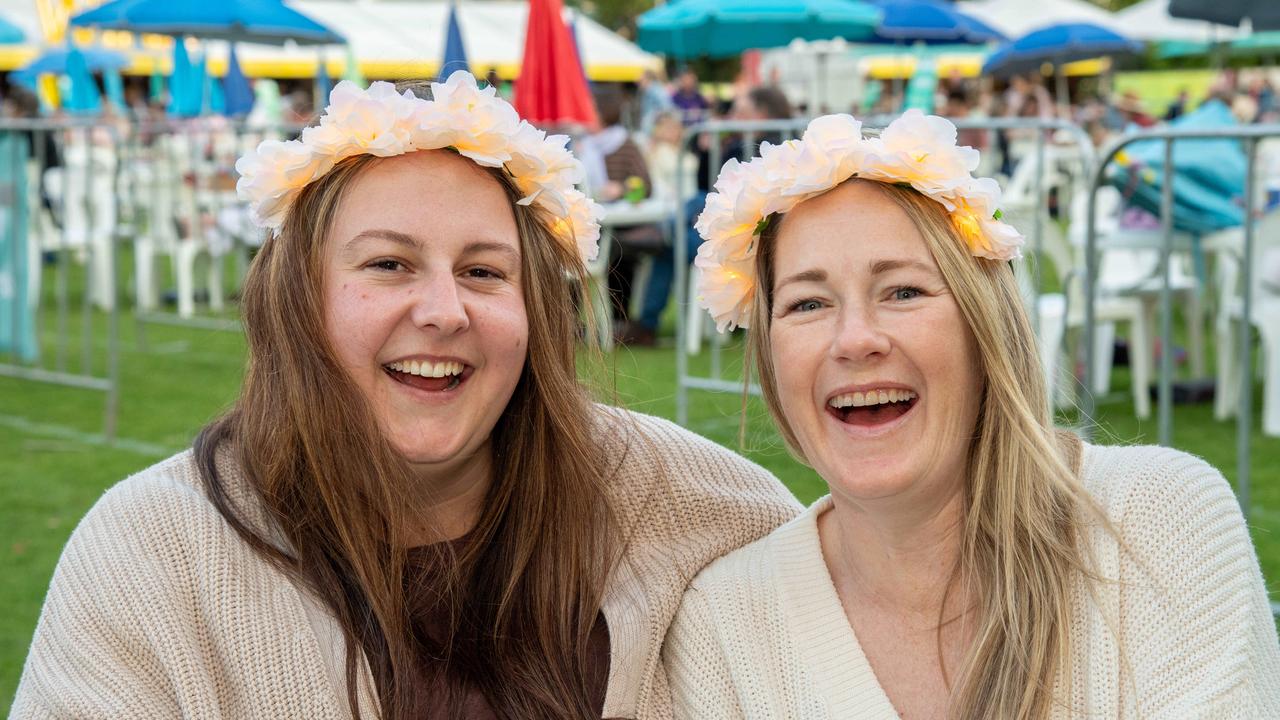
[
  {"xmin": 0, "ymin": 118, "xmax": 123, "ymax": 439},
  {"xmin": 673, "ymin": 116, "xmax": 1095, "ymax": 426},
  {"xmin": 1083, "ymin": 124, "xmax": 1280, "ymax": 522},
  {"xmin": 120, "ymin": 118, "xmax": 299, "ymax": 339}
]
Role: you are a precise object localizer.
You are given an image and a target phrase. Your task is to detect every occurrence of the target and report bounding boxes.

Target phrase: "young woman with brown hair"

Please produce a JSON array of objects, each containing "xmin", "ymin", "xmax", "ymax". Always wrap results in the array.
[{"xmin": 13, "ymin": 74, "xmax": 800, "ymax": 719}]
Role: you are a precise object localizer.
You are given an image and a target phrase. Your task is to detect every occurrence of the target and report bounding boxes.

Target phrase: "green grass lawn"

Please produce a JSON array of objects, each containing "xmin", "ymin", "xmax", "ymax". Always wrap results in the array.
[{"xmin": 2, "ymin": 282, "xmax": 1278, "ymax": 710}]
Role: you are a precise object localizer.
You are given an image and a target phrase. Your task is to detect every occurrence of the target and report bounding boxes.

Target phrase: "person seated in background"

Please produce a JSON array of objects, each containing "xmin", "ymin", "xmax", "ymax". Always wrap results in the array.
[
  {"xmin": 671, "ymin": 68, "xmax": 711, "ymax": 127},
  {"xmin": 637, "ymin": 68, "xmax": 674, "ymax": 134},
  {"xmin": 577, "ymin": 84, "xmax": 666, "ymax": 342},
  {"xmin": 642, "ymin": 110, "xmax": 695, "ymax": 202},
  {"xmin": 622, "ymin": 86, "xmax": 794, "ymax": 346}
]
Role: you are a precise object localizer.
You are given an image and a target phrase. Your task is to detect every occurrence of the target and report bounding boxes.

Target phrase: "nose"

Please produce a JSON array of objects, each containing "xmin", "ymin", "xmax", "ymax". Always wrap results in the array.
[
  {"xmin": 408, "ymin": 272, "xmax": 470, "ymax": 335},
  {"xmin": 829, "ymin": 303, "xmax": 891, "ymax": 362}
]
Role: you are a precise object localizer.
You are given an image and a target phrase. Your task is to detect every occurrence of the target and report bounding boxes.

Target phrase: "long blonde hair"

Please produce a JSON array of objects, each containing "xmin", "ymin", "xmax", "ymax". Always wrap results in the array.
[
  {"xmin": 196, "ymin": 151, "xmax": 618, "ymax": 719},
  {"xmin": 748, "ymin": 179, "xmax": 1098, "ymax": 720}
]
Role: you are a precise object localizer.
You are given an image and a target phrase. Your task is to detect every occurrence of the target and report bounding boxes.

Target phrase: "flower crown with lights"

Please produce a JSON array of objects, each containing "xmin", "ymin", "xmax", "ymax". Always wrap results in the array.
[
  {"xmin": 694, "ymin": 110, "xmax": 1024, "ymax": 332},
  {"xmin": 235, "ymin": 71, "xmax": 603, "ymax": 262}
]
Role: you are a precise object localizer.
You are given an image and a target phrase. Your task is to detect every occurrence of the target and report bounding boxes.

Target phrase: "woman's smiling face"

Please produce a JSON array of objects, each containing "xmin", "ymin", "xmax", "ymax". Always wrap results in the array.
[
  {"xmin": 322, "ymin": 150, "xmax": 528, "ymax": 472},
  {"xmin": 767, "ymin": 181, "xmax": 982, "ymax": 503}
]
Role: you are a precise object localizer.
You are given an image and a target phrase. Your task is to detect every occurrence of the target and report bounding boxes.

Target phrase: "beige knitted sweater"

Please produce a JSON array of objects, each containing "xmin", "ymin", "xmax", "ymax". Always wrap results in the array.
[
  {"xmin": 13, "ymin": 408, "xmax": 802, "ymax": 719},
  {"xmin": 663, "ymin": 443, "xmax": 1280, "ymax": 718}
]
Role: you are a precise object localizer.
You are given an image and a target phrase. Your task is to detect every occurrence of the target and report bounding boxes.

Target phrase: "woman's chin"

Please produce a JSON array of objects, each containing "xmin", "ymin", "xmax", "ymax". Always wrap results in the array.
[
  {"xmin": 818, "ymin": 458, "xmax": 917, "ymax": 501},
  {"xmin": 389, "ymin": 438, "xmax": 468, "ymax": 468}
]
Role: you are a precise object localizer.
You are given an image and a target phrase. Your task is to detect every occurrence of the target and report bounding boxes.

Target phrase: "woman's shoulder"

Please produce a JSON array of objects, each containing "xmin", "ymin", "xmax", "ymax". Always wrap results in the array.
[
  {"xmin": 84, "ymin": 449, "xmax": 214, "ymax": 527},
  {"xmin": 1079, "ymin": 442, "xmax": 1239, "ymax": 535},
  {"xmin": 67, "ymin": 448, "xmax": 263, "ymax": 576},
  {"xmin": 594, "ymin": 404, "xmax": 779, "ymax": 478},
  {"xmin": 593, "ymin": 404, "xmax": 801, "ymax": 510}
]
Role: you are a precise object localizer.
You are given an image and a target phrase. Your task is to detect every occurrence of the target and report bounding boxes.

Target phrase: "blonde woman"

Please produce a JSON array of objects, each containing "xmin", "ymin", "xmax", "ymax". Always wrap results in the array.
[
  {"xmin": 14, "ymin": 74, "xmax": 800, "ymax": 719},
  {"xmin": 662, "ymin": 112, "xmax": 1280, "ymax": 718}
]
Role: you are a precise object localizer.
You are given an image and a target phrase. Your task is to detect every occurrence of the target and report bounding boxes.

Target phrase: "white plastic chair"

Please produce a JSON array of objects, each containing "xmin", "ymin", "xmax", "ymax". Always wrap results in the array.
[
  {"xmin": 1009, "ymin": 185, "xmax": 1158, "ymax": 418},
  {"xmin": 132, "ymin": 132, "xmax": 225, "ymax": 318},
  {"xmin": 42, "ymin": 132, "xmax": 118, "ymax": 310},
  {"xmin": 1214, "ymin": 210, "xmax": 1280, "ymax": 437}
]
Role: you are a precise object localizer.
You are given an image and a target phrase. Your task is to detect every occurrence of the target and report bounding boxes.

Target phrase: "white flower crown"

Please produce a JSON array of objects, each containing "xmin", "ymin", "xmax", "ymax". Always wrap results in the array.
[
  {"xmin": 235, "ymin": 71, "xmax": 604, "ymax": 262},
  {"xmin": 694, "ymin": 110, "xmax": 1024, "ymax": 332}
]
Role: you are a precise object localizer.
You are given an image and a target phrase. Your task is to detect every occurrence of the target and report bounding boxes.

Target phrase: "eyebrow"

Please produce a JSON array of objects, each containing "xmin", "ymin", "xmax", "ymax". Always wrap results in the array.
[
  {"xmin": 773, "ymin": 258, "xmax": 938, "ymax": 292},
  {"xmin": 343, "ymin": 230, "xmax": 520, "ymax": 263},
  {"xmin": 774, "ymin": 268, "xmax": 827, "ymax": 291},
  {"xmin": 343, "ymin": 229, "xmax": 421, "ymax": 254},
  {"xmin": 869, "ymin": 258, "xmax": 938, "ymax": 277}
]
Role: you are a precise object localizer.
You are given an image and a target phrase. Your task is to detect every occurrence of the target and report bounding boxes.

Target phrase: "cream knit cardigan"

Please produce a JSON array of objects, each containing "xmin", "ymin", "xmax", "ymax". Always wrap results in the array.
[
  {"xmin": 663, "ymin": 443, "xmax": 1280, "ymax": 718},
  {"xmin": 13, "ymin": 408, "xmax": 802, "ymax": 719}
]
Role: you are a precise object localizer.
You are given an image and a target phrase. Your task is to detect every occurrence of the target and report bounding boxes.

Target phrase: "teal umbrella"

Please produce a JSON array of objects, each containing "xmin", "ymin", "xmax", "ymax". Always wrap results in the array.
[
  {"xmin": 104, "ymin": 68, "xmax": 127, "ymax": 112},
  {"xmin": 70, "ymin": 0, "xmax": 342, "ymax": 45},
  {"xmin": 638, "ymin": 0, "xmax": 881, "ymax": 58},
  {"xmin": 167, "ymin": 40, "xmax": 194, "ymax": 115},
  {"xmin": 64, "ymin": 47, "xmax": 103, "ymax": 114}
]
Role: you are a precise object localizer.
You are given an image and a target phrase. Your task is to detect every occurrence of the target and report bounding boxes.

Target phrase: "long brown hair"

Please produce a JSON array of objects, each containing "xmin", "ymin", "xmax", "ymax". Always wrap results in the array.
[
  {"xmin": 195, "ymin": 151, "xmax": 617, "ymax": 719},
  {"xmin": 748, "ymin": 179, "xmax": 1101, "ymax": 720}
]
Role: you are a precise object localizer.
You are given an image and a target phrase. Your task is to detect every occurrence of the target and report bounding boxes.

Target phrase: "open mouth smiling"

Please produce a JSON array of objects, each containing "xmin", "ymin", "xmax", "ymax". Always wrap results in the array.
[
  {"xmin": 826, "ymin": 388, "xmax": 919, "ymax": 427},
  {"xmin": 382, "ymin": 359, "xmax": 473, "ymax": 393}
]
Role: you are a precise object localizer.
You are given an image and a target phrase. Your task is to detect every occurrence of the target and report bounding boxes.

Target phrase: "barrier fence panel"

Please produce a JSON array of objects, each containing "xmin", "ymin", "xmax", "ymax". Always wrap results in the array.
[
  {"xmin": 1083, "ymin": 124, "xmax": 1280, "ymax": 525},
  {"xmin": 673, "ymin": 116, "xmax": 1095, "ymax": 426},
  {"xmin": 673, "ymin": 118, "xmax": 811, "ymax": 425},
  {"xmin": 0, "ymin": 118, "xmax": 122, "ymax": 439},
  {"xmin": 122, "ymin": 118, "xmax": 299, "ymax": 339}
]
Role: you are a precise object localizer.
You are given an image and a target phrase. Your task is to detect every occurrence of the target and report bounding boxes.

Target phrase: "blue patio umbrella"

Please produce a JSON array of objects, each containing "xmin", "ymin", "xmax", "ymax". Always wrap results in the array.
[
  {"xmin": 103, "ymin": 68, "xmax": 128, "ymax": 112},
  {"xmin": 983, "ymin": 23, "xmax": 1141, "ymax": 109},
  {"xmin": 64, "ymin": 47, "xmax": 103, "ymax": 115},
  {"xmin": 439, "ymin": 2, "xmax": 468, "ymax": 79},
  {"xmin": 69, "ymin": 0, "xmax": 343, "ymax": 45},
  {"xmin": 167, "ymin": 40, "xmax": 201, "ymax": 116},
  {"xmin": 869, "ymin": 0, "xmax": 1004, "ymax": 44},
  {"xmin": 222, "ymin": 44, "xmax": 254, "ymax": 116},
  {"xmin": 208, "ymin": 67, "xmax": 226, "ymax": 114},
  {"xmin": 16, "ymin": 46, "xmax": 129, "ymax": 78},
  {"xmin": 0, "ymin": 12, "xmax": 25, "ymax": 44},
  {"xmin": 638, "ymin": 0, "xmax": 882, "ymax": 58},
  {"xmin": 982, "ymin": 23, "xmax": 1142, "ymax": 77}
]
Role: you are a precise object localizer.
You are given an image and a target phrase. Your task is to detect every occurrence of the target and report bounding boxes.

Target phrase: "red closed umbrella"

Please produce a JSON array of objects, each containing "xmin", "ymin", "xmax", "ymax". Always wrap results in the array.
[{"xmin": 514, "ymin": 0, "xmax": 599, "ymax": 129}]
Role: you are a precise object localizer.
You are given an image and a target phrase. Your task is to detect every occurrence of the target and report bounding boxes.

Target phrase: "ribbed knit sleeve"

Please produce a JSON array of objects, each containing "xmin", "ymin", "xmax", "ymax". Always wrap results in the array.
[
  {"xmin": 594, "ymin": 407, "xmax": 803, "ymax": 719},
  {"xmin": 1084, "ymin": 445, "xmax": 1280, "ymax": 717},
  {"xmin": 11, "ymin": 455, "xmax": 348, "ymax": 720},
  {"xmin": 664, "ymin": 588, "xmax": 746, "ymax": 719}
]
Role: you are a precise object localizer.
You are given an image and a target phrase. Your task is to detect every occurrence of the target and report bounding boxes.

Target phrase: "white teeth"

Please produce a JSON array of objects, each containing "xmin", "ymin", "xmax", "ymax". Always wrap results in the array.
[
  {"xmin": 386, "ymin": 360, "xmax": 465, "ymax": 377},
  {"xmin": 828, "ymin": 389, "xmax": 918, "ymax": 409}
]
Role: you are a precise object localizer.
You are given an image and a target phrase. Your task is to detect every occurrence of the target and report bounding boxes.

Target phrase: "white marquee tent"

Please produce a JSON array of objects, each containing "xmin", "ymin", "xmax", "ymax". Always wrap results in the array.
[
  {"xmin": 0, "ymin": 0, "xmax": 661, "ymax": 82},
  {"xmin": 959, "ymin": 0, "xmax": 1124, "ymax": 38}
]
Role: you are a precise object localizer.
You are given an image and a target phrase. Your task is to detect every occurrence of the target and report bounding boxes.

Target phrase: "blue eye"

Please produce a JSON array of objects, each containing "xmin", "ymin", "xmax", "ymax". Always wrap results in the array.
[
  {"xmin": 789, "ymin": 298, "xmax": 824, "ymax": 313},
  {"xmin": 892, "ymin": 286, "xmax": 922, "ymax": 301}
]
